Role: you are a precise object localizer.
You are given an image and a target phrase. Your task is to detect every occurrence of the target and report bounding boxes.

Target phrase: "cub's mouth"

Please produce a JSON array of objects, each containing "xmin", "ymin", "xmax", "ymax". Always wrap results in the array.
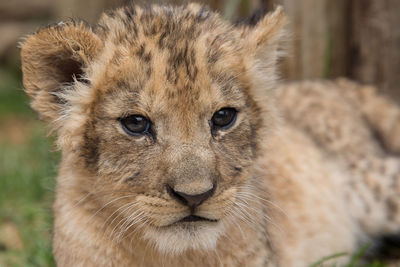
[
  {"xmin": 178, "ymin": 215, "xmax": 218, "ymax": 223},
  {"xmin": 144, "ymin": 213, "xmax": 224, "ymax": 255},
  {"xmin": 139, "ymin": 188, "xmax": 238, "ymax": 254}
]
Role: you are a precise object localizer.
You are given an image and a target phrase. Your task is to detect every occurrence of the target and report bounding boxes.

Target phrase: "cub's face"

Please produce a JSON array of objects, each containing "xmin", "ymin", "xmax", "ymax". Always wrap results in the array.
[{"xmin": 21, "ymin": 4, "xmax": 285, "ymax": 254}]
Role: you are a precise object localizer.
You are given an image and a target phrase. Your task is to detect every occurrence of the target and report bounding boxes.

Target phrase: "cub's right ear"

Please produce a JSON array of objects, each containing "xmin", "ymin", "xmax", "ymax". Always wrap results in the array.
[{"xmin": 20, "ymin": 21, "xmax": 103, "ymax": 122}]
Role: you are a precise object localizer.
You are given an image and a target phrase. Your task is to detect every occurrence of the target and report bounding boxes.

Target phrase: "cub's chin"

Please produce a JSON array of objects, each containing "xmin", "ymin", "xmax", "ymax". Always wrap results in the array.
[{"xmin": 143, "ymin": 220, "xmax": 225, "ymax": 255}]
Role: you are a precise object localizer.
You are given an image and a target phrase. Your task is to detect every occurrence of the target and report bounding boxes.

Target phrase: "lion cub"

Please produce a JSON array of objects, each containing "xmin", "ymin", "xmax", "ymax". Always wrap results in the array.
[{"xmin": 21, "ymin": 3, "xmax": 400, "ymax": 266}]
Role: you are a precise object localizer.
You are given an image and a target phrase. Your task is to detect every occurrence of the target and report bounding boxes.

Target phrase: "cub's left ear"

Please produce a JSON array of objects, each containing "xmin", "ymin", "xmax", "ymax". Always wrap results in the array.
[
  {"xmin": 20, "ymin": 20, "xmax": 103, "ymax": 123},
  {"xmin": 242, "ymin": 7, "xmax": 287, "ymax": 76}
]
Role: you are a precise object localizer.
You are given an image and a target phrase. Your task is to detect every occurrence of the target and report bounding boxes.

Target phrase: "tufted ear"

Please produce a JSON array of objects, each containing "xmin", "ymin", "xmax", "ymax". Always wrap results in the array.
[
  {"xmin": 241, "ymin": 7, "xmax": 286, "ymax": 113},
  {"xmin": 20, "ymin": 21, "xmax": 103, "ymax": 122},
  {"xmin": 244, "ymin": 6, "xmax": 286, "ymax": 63},
  {"xmin": 241, "ymin": 7, "xmax": 287, "ymax": 89},
  {"xmin": 246, "ymin": 7, "xmax": 286, "ymax": 48}
]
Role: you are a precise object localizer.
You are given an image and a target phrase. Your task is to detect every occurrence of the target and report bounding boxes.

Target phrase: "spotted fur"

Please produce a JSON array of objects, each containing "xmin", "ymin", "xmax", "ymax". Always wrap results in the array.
[{"xmin": 20, "ymin": 3, "xmax": 399, "ymax": 266}]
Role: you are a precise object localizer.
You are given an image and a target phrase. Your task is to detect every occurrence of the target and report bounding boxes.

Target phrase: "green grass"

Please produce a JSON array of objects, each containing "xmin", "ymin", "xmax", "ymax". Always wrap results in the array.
[
  {"xmin": 0, "ymin": 67, "xmax": 58, "ymax": 266},
  {"xmin": 310, "ymin": 244, "xmax": 389, "ymax": 267},
  {"xmin": 0, "ymin": 68, "xmax": 32, "ymax": 119},
  {"xmin": 0, "ymin": 125, "xmax": 58, "ymax": 266}
]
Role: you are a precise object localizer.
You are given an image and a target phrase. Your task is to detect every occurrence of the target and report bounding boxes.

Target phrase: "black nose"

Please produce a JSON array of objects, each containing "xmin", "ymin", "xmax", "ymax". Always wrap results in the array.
[{"xmin": 167, "ymin": 184, "xmax": 215, "ymax": 210}]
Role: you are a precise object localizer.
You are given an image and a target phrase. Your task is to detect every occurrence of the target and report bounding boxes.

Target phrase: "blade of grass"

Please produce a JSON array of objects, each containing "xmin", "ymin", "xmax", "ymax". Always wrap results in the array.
[
  {"xmin": 347, "ymin": 243, "xmax": 371, "ymax": 267},
  {"xmin": 310, "ymin": 252, "xmax": 348, "ymax": 267}
]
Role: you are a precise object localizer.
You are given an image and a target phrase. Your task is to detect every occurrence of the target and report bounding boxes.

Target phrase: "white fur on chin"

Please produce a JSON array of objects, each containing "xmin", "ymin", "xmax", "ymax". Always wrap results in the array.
[{"xmin": 143, "ymin": 221, "xmax": 225, "ymax": 255}]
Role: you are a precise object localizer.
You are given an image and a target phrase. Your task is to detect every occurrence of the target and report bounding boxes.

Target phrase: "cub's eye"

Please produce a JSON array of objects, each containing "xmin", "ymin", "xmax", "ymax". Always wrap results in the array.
[
  {"xmin": 211, "ymin": 108, "xmax": 237, "ymax": 130},
  {"xmin": 120, "ymin": 115, "xmax": 150, "ymax": 136}
]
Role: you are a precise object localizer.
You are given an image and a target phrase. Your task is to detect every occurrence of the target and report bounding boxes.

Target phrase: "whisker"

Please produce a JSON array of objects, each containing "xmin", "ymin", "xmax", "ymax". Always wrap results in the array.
[
  {"xmin": 235, "ymin": 194, "xmax": 274, "ymax": 222},
  {"xmin": 224, "ymin": 210, "xmax": 246, "ymax": 240},
  {"xmin": 108, "ymin": 203, "xmax": 140, "ymax": 242},
  {"xmin": 231, "ymin": 204, "xmax": 257, "ymax": 228},
  {"xmin": 116, "ymin": 211, "xmax": 146, "ymax": 242},
  {"xmin": 229, "ymin": 206, "xmax": 261, "ymax": 235},
  {"xmin": 103, "ymin": 202, "xmax": 137, "ymax": 232},
  {"xmin": 95, "ymin": 202, "xmax": 136, "ymax": 244},
  {"xmin": 235, "ymin": 197, "xmax": 285, "ymax": 235},
  {"xmin": 119, "ymin": 209, "xmax": 144, "ymax": 231},
  {"xmin": 87, "ymin": 194, "xmax": 136, "ymax": 224},
  {"xmin": 214, "ymin": 248, "xmax": 224, "ymax": 267},
  {"xmin": 236, "ymin": 186, "xmax": 288, "ymax": 217}
]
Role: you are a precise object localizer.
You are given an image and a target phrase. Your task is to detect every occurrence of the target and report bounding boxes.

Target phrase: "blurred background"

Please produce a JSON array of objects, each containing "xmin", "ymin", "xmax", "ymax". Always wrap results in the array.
[{"xmin": 0, "ymin": 0, "xmax": 399, "ymax": 266}]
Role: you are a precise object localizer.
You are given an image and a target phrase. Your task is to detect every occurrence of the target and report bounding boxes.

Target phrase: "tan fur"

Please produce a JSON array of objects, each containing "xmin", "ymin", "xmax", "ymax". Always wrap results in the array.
[{"xmin": 20, "ymin": 4, "xmax": 400, "ymax": 266}]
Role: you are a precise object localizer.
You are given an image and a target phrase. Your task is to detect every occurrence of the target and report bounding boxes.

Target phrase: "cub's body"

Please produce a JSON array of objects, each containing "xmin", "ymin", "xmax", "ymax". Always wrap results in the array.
[{"xmin": 20, "ymin": 4, "xmax": 400, "ymax": 266}]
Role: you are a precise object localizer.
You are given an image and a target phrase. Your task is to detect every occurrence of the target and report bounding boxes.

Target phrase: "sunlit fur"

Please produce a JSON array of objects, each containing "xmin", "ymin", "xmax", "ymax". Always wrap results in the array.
[{"xmin": 20, "ymin": 3, "xmax": 400, "ymax": 267}]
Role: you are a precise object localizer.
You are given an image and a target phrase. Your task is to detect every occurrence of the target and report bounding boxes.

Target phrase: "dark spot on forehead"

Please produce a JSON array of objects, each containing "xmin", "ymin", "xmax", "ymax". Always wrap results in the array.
[
  {"xmin": 143, "ymin": 52, "xmax": 152, "ymax": 63},
  {"xmin": 166, "ymin": 68, "xmax": 178, "ymax": 85},
  {"xmin": 94, "ymin": 23, "xmax": 109, "ymax": 37},
  {"xmin": 105, "ymin": 9, "xmax": 117, "ymax": 19},
  {"xmin": 207, "ymin": 36, "xmax": 223, "ymax": 64},
  {"xmin": 135, "ymin": 44, "xmax": 152, "ymax": 64},
  {"xmin": 186, "ymin": 64, "xmax": 198, "ymax": 81},
  {"xmin": 146, "ymin": 66, "xmax": 152, "ymax": 78},
  {"xmin": 166, "ymin": 41, "xmax": 198, "ymax": 84},
  {"xmin": 115, "ymin": 78, "xmax": 129, "ymax": 89},
  {"xmin": 136, "ymin": 44, "xmax": 145, "ymax": 58},
  {"xmin": 124, "ymin": 7, "xmax": 134, "ymax": 21},
  {"xmin": 158, "ymin": 32, "xmax": 167, "ymax": 48}
]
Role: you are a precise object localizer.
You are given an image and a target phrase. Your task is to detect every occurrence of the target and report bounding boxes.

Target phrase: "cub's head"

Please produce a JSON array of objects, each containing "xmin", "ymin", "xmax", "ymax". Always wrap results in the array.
[{"xmin": 21, "ymin": 4, "xmax": 285, "ymax": 255}]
